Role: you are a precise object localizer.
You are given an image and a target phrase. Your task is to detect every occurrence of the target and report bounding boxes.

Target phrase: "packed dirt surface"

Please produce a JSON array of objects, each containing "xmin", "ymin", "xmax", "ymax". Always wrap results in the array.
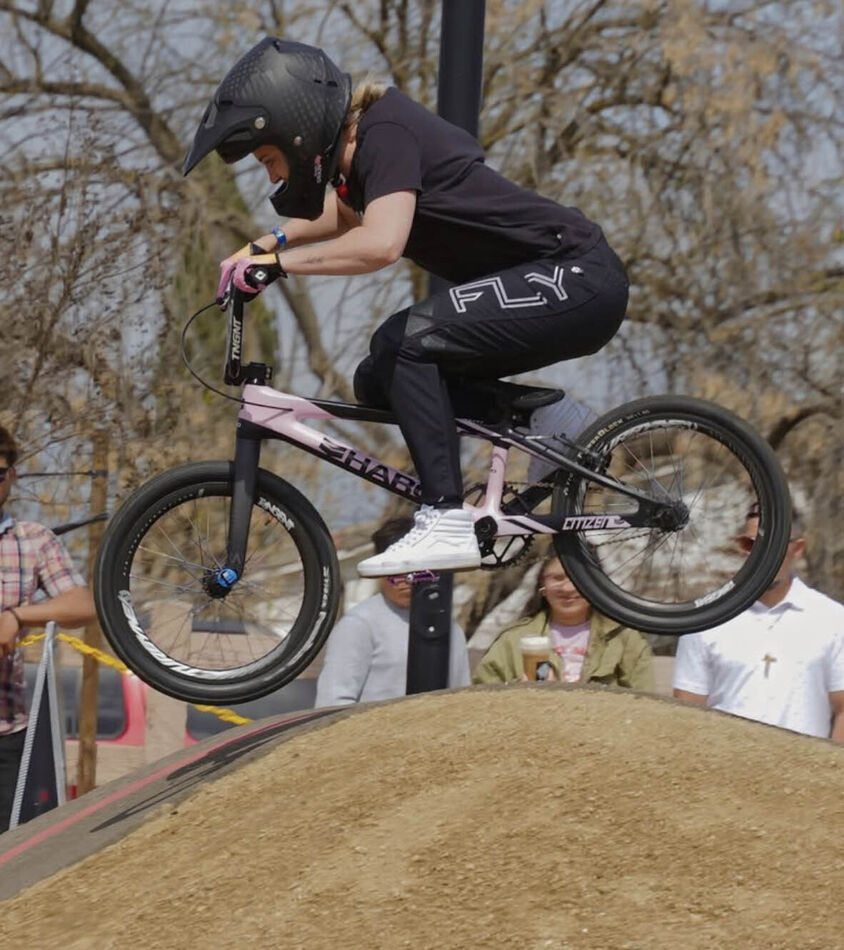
[{"xmin": 3, "ymin": 687, "xmax": 842, "ymax": 950}]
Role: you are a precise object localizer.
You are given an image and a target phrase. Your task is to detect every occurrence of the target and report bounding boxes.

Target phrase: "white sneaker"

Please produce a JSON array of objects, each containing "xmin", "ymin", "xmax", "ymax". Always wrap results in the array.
[
  {"xmin": 357, "ymin": 505, "xmax": 481, "ymax": 577},
  {"xmin": 527, "ymin": 394, "xmax": 598, "ymax": 484}
]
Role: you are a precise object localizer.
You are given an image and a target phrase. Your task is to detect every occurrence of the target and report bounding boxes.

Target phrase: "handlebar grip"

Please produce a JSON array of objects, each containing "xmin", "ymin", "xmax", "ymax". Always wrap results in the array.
[
  {"xmin": 241, "ymin": 242, "xmax": 269, "ymax": 291},
  {"xmin": 244, "ymin": 262, "xmax": 282, "ymax": 290}
]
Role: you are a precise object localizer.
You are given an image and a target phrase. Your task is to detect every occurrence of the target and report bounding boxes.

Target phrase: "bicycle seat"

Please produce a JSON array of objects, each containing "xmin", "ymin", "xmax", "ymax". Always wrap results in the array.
[
  {"xmin": 342, "ymin": 380, "xmax": 565, "ymax": 426},
  {"xmin": 509, "ymin": 386, "xmax": 565, "ymax": 411},
  {"xmin": 438, "ymin": 378, "xmax": 565, "ymax": 425}
]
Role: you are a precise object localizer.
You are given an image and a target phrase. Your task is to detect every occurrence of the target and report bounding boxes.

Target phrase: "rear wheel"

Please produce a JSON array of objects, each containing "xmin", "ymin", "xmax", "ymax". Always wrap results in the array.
[
  {"xmin": 94, "ymin": 461, "xmax": 340, "ymax": 703},
  {"xmin": 552, "ymin": 396, "xmax": 791, "ymax": 634}
]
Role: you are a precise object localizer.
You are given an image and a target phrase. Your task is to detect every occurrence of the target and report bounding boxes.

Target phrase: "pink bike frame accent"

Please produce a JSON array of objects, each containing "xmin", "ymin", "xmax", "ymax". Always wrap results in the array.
[{"xmin": 238, "ymin": 384, "xmax": 554, "ymax": 537}]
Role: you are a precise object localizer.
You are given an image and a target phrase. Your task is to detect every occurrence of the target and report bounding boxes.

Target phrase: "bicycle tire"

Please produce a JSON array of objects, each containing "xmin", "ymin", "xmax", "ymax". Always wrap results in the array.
[
  {"xmin": 552, "ymin": 395, "xmax": 791, "ymax": 634},
  {"xmin": 94, "ymin": 461, "xmax": 340, "ymax": 703}
]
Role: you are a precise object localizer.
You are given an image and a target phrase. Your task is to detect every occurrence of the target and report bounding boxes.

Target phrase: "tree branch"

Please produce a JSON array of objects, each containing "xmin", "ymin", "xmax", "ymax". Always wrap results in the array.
[
  {"xmin": 0, "ymin": 0, "xmax": 182, "ymax": 163},
  {"xmin": 766, "ymin": 404, "xmax": 840, "ymax": 450}
]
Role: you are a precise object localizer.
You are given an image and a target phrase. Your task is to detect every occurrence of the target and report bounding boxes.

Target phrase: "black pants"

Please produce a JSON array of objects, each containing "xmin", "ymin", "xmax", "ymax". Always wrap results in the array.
[
  {"xmin": 0, "ymin": 728, "xmax": 26, "ymax": 832},
  {"xmin": 354, "ymin": 236, "xmax": 629, "ymax": 505}
]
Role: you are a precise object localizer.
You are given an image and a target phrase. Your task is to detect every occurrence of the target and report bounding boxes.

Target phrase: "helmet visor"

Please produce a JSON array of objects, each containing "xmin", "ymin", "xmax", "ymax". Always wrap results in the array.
[{"xmin": 181, "ymin": 101, "xmax": 270, "ymax": 176}]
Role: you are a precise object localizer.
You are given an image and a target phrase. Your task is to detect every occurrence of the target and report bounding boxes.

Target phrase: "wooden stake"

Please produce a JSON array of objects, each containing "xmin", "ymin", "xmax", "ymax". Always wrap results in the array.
[{"xmin": 76, "ymin": 429, "xmax": 108, "ymax": 795}]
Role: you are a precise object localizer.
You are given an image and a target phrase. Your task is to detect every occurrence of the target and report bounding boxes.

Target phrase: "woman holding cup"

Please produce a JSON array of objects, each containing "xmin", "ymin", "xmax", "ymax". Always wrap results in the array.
[{"xmin": 472, "ymin": 555, "xmax": 654, "ymax": 689}]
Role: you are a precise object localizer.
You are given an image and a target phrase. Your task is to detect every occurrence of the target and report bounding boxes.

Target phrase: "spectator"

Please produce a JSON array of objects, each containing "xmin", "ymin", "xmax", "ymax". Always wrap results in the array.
[
  {"xmin": 472, "ymin": 554, "xmax": 654, "ymax": 690},
  {"xmin": 315, "ymin": 517, "xmax": 471, "ymax": 707},
  {"xmin": 0, "ymin": 426, "xmax": 97, "ymax": 832},
  {"xmin": 673, "ymin": 507, "xmax": 844, "ymax": 741}
]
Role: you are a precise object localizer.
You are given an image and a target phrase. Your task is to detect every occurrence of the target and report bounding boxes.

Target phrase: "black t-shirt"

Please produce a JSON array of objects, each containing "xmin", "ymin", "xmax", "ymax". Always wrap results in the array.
[{"xmin": 341, "ymin": 88, "xmax": 602, "ymax": 284}]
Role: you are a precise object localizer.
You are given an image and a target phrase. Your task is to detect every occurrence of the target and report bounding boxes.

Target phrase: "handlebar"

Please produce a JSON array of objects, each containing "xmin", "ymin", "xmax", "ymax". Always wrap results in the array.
[
  {"xmin": 222, "ymin": 279, "xmax": 274, "ymax": 387},
  {"xmin": 223, "ymin": 284, "xmax": 245, "ymax": 385}
]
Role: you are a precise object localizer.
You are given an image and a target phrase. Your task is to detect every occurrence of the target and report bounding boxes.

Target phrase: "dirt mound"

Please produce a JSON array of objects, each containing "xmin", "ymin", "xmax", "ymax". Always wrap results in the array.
[{"xmin": 3, "ymin": 687, "xmax": 842, "ymax": 950}]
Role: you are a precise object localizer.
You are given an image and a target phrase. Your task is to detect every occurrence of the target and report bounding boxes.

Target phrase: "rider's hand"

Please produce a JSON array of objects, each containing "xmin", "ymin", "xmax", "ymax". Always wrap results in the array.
[
  {"xmin": 217, "ymin": 256, "xmax": 240, "ymax": 304},
  {"xmin": 217, "ymin": 237, "xmax": 277, "ymax": 304},
  {"xmin": 218, "ymin": 244, "xmax": 252, "ymax": 303},
  {"xmin": 232, "ymin": 255, "xmax": 284, "ymax": 295}
]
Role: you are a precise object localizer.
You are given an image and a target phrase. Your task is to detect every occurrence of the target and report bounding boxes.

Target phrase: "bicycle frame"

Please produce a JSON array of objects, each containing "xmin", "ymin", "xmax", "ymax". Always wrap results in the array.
[{"xmin": 220, "ymin": 290, "xmax": 675, "ymax": 579}]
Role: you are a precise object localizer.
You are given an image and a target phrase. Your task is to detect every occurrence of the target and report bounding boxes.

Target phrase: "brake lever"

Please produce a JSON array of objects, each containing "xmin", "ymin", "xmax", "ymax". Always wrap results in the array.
[{"xmin": 217, "ymin": 279, "xmax": 233, "ymax": 310}]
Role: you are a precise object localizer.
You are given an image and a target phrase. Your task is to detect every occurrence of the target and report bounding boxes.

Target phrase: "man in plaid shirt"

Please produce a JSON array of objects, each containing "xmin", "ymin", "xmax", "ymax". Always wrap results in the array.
[{"xmin": 0, "ymin": 426, "xmax": 96, "ymax": 832}]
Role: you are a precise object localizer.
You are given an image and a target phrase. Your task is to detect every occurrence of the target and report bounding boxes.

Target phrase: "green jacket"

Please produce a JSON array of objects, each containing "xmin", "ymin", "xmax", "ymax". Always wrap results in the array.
[{"xmin": 472, "ymin": 611, "xmax": 654, "ymax": 691}]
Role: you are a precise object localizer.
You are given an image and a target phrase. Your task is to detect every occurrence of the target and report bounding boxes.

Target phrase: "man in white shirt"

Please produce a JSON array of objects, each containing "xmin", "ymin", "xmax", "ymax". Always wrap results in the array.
[
  {"xmin": 673, "ymin": 508, "xmax": 844, "ymax": 741},
  {"xmin": 316, "ymin": 518, "xmax": 470, "ymax": 707}
]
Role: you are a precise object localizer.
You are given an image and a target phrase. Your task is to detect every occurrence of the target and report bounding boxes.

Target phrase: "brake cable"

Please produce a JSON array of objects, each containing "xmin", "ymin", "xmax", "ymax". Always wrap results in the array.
[{"xmin": 180, "ymin": 300, "xmax": 251, "ymax": 405}]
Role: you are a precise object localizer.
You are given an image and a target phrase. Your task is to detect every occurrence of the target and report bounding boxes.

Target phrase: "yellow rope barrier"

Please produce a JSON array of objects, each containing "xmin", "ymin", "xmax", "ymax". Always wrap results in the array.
[
  {"xmin": 190, "ymin": 705, "xmax": 253, "ymax": 726},
  {"xmin": 18, "ymin": 631, "xmax": 252, "ymax": 726}
]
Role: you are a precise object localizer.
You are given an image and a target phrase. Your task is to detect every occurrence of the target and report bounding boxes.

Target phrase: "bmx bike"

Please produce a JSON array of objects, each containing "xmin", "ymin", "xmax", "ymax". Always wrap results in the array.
[{"xmin": 94, "ymin": 282, "xmax": 791, "ymax": 704}]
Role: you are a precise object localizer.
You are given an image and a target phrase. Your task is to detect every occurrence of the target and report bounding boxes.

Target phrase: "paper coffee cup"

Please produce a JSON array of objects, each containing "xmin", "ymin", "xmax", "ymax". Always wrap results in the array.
[{"xmin": 520, "ymin": 635, "xmax": 551, "ymax": 681}]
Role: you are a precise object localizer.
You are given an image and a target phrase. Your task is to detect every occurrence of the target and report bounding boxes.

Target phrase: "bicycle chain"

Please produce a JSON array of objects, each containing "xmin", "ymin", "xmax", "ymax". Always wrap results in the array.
[
  {"xmin": 467, "ymin": 471, "xmax": 659, "ymax": 572},
  {"xmin": 465, "ymin": 478, "xmax": 555, "ymax": 571}
]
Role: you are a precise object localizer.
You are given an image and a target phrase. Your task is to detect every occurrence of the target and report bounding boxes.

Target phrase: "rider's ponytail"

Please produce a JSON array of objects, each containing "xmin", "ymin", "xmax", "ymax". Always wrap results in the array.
[{"xmin": 345, "ymin": 79, "xmax": 388, "ymax": 128}]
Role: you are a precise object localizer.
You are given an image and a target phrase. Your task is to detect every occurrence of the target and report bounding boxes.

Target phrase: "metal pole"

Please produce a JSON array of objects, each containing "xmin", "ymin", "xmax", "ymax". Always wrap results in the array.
[
  {"xmin": 436, "ymin": 0, "xmax": 486, "ymax": 138},
  {"xmin": 429, "ymin": 0, "xmax": 487, "ymax": 302},
  {"xmin": 407, "ymin": 0, "xmax": 486, "ymax": 695},
  {"xmin": 406, "ymin": 576, "xmax": 456, "ymax": 694}
]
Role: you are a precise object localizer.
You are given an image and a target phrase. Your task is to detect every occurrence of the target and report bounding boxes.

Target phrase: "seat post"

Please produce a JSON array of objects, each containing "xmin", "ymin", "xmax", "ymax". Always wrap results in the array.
[{"xmin": 482, "ymin": 444, "xmax": 509, "ymax": 516}]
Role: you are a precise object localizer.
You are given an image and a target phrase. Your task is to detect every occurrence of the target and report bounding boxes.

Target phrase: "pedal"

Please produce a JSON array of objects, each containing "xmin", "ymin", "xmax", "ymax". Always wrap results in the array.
[{"xmin": 474, "ymin": 515, "xmax": 498, "ymax": 543}]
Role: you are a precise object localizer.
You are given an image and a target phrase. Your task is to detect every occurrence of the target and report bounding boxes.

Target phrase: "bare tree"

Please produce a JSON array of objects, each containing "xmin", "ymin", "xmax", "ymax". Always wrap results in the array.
[
  {"xmin": 1, "ymin": 0, "xmax": 840, "ymax": 609},
  {"xmin": 328, "ymin": 0, "xmax": 842, "ymax": 597}
]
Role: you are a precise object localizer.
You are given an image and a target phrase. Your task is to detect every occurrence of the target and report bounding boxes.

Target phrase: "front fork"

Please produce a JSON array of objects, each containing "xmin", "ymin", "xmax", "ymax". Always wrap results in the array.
[{"xmin": 220, "ymin": 427, "xmax": 261, "ymax": 587}]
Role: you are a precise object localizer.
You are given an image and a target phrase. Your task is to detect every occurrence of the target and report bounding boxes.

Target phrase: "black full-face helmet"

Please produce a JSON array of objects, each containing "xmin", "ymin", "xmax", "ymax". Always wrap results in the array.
[{"xmin": 182, "ymin": 38, "xmax": 352, "ymax": 220}]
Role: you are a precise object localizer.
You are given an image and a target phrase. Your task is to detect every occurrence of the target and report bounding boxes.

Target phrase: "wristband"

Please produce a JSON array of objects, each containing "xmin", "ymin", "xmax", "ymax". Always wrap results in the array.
[
  {"xmin": 272, "ymin": 228, "xmax": 287, "ymax": 248},
  {"xmin": 7, "ymin": 607, "xmax": 23, "ymax": 632}
]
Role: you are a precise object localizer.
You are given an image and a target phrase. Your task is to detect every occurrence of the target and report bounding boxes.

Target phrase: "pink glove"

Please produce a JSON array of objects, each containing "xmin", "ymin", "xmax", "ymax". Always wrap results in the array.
[
  {"xmin": 217, "ymin": 257, "xmax": 239, "ymax": 304},
  {"xmin": 232, "ymin": 257, "xmax": 267, "ymax": 294}
]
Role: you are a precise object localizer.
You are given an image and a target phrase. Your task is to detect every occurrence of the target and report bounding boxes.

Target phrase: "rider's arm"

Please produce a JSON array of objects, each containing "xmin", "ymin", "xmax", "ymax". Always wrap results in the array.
[
  {"xmin": 248, "ymin": 191, "xmax": 357, "ymax": 253},
  {"xmin": 253, "ymin": 190, "xmax": 417, "ymax": 276}
]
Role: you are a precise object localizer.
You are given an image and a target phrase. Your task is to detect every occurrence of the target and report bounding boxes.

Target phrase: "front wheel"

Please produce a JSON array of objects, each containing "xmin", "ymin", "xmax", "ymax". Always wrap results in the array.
[
  {"xmin": 94, "ymin": 461, "xmax": 340, "ymax": 703},
  {"xmin": 552, "ymin": 396, "xmax": 791, "ymax": 634}
]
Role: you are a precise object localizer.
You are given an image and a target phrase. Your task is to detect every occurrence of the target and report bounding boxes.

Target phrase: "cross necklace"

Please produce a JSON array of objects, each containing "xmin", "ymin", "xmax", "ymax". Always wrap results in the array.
[{"xmin": 761, "ymin": 608, "xmax": 787, "ymax": 678}]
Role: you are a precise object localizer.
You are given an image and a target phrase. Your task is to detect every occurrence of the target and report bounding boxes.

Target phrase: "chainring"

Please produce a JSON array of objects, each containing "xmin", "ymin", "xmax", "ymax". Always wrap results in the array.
[{"xmin": 464, "ymin": 482, "xmax": 537, "ymax": 570}]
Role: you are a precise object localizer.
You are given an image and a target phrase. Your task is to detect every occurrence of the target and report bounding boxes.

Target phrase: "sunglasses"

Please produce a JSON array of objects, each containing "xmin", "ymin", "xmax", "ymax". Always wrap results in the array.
[
  {"xmin": 386, "ymin": 570, "xmax": 440, "ymax": 586},
  {"xmin": 540, "ymin": 580, "xmax": 577, "ymax": 592},
  {"xmin": 0, "ymin": 467, "xmax": 10, "ymax": 482}
]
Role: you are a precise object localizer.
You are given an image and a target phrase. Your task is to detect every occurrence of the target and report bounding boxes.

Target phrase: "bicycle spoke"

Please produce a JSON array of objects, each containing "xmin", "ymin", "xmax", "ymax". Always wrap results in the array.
[
  {"xmin": 134, "ymin": 545, "xmax": 209, "ymax": 577},
  {"xmin": 565, "ymin": 416, "xmax": 761, "ymax": 607},
  {"xmin": 128, "ymin": 573, "xmax": 204, "ymax": 595},
  {"xmin": 124, "ymin": 494, "xmax": 307, "ymax": 674}
]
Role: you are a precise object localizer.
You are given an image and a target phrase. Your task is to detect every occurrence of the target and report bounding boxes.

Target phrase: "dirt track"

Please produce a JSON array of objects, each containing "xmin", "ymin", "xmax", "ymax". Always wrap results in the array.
[{"xmin": 2, "ymin": 687, "xmax": 842, "ymax": 950}]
